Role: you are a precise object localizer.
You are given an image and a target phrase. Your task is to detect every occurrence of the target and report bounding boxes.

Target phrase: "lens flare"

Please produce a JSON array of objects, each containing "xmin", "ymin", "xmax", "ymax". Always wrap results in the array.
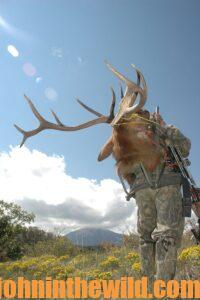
[
  {"xmin": 44, "ymin": 87, "xmax": 58, "ymax": 101},
  {"xmin": 36, "ymin": 77, "xmax": 42, "ymax": 83},
  {"xmin": 23, "ymin": 62, "xmax": 36, "ymax": 77},
  {"xmin": 7, "ymin": 45, "xmax": 19, "ymax": 57},
  {"xmin": 51, "ymin": 46, "xmax": 63, "ymax": 58}
]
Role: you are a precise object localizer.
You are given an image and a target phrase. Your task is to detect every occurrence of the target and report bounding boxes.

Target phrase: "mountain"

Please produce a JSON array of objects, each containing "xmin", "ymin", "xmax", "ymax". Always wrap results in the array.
[{"xmin": 66, "ymin": 228, "xmax": 123, "ymax": 247}]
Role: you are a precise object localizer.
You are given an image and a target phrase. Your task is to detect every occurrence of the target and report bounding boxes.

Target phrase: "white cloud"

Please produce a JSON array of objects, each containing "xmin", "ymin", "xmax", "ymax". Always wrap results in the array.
[{"xmin": 0, "ymin": 146, "xmax": 137, "ymax": 233}]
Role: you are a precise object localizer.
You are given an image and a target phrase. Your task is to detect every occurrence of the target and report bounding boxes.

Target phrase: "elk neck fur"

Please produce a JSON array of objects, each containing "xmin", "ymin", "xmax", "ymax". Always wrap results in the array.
[{"xmin": 99, "ymin": 110, "xmax": 167, "ymax": 185}]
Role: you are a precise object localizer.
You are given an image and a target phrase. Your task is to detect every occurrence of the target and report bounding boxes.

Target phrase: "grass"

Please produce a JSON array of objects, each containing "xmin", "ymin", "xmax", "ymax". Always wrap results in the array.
[{"xmin": 0, "ymin": 244, "xmax": 199, "ymax": 299}]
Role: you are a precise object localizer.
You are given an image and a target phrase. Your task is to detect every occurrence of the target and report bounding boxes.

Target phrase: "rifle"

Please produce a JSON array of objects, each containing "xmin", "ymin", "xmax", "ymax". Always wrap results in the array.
[{"xmin": 155, "ymin": 106, "xmax": 200, "ymax": 244}]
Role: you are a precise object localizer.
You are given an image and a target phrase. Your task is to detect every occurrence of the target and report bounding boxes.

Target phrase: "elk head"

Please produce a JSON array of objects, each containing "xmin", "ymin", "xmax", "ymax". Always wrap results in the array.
[{"xmin": 15, "ymin": 62, "xmax": 165, "ymax": 186}]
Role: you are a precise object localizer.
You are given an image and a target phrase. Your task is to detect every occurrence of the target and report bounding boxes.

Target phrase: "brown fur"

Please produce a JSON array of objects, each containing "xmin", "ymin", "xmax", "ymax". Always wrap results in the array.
[
  {"xmin": 98, "ymin": 136, "xmax": 113, "ymax": 161},
  {"xmin": 110, "ymin": 111, "xmax": 166, "ymax": 185}
]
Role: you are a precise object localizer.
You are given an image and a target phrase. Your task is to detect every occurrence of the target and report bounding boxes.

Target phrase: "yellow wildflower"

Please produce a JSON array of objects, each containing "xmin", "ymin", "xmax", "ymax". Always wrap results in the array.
[
  {"xmin": 178, "ymin": 246, "xmax": 200, "ymax": 262},
  {"xmin": 132, "ymin": 262, "xmax": 141, "ymax": 271},
  {"xmin": 100, "ymin": 256, "xmax": 120, "ymax": 270},
  {"xmin": 125, "ymin": 252, "xmax": 140, "ymax": 264}
]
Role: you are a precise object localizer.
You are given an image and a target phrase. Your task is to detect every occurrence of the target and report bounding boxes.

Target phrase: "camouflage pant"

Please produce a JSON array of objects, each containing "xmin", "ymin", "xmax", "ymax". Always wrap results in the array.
[{"xmin": 135, "ymin": 184, "xmax": 185, "ymax": 285}]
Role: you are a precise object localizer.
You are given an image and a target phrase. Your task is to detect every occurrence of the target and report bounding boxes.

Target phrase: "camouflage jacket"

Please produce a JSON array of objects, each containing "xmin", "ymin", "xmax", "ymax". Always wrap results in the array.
[{"xmin": 131, "ymin": 124, "xmax": 191, "ymax": 189}]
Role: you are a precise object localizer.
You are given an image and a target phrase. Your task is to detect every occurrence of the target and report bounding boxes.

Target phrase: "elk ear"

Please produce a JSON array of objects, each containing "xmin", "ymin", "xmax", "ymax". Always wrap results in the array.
[{"xmin": 98, "ymin": 136, "xmax": 113, "ymax": 161}]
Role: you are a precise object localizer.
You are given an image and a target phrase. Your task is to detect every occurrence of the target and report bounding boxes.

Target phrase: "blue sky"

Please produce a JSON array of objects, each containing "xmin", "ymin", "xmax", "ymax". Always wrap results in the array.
[{"xmin": 0, "ymin": 0, "xmax": 200, "ymax": 183}]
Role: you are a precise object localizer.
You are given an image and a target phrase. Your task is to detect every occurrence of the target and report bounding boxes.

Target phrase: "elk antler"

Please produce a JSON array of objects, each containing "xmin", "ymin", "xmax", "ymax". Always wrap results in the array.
[
  {"xmin": 14, "ymin": 89, "xmax": 116, "ymax": 147},
  {"xmin": 105, "ymin": 61, "xmax": 147, "ymax": 125}
]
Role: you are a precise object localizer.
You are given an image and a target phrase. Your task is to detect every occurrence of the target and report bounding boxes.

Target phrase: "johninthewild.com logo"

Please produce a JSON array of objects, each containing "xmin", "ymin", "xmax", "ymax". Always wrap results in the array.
[{"xmin": 0, "ymin": 276, "xmax": 200, "ymax": 299}]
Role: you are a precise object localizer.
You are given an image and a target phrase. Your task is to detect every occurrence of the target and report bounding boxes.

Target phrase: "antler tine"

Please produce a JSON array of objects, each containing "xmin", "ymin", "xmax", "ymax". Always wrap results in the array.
[
  {"xmin": 119, "ymin": 82, "xmax": 124, "ymax": 98},
  {"xmin": 14, "ymin": 95, "xmax": 49, "ymax": 147},
  {"xmin": 106, "ymin": 61, "xmax": 147, "ymax": 116},
  {"xmin": 131, "ymin": 64, "xmax": 147, "ymax": 100},
  {"xmin": 76, "ymin": 88, "xmax": 115, "ymax": 123},
  {"xmin": 51, "ymin": 110, "xmax": 64, "ymax": 126},
  {"xmin": 105, "ymin": 61, "xmax": 143, "ymax": 96},
  {"xmin": 108, "ymin": 87, "xmax": 116, "ymax": 122},
  {"xmin": 76, "ymin": 98, "xmax": 103, "ymax": 117},
  {"xmin": 124, "ymin": 64, "xmax": 147, "ymax": 114},
  {"xmin": 15, "ymin": 93, "xmax": 115, "ymax": 146},
  {"xmin": 118, "ymin": 69, "xmax": 140, "ymax": 100},
  {"xmin": 24, "ymin": 95, "xmax": 46, "ymax": 123},
  {"xmin": 13, "ymin": 124, "xmax": 28, "ymax": 147},
  {"xmin": 14, "ymin": 122, "xmax": 45, "ymax": 148},
  {"xmin": 129, "ymin": 66, "xmax": 141, "ymax": 105}
]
